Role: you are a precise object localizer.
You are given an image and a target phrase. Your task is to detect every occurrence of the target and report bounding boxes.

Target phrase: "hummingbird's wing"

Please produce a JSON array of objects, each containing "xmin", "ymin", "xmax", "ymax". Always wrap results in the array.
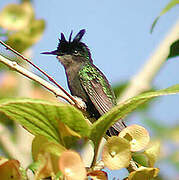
[
  {"xmin": 79, "ymin": 64, "xmax": 116, "ymax": 115},
  {"xmin": 79, "ymin": 64, "xmax": 126, "ymax": 133}
]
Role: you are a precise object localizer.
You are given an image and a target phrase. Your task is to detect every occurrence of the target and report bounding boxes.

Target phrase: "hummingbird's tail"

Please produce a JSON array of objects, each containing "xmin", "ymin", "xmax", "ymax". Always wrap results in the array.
[
  {"xmin": 108, "ymin": 120, "xmax": 127, "ymax": 136},
  {"xmin": 107, "ymin": 127, "xmax": 119, "ymax": 136}
]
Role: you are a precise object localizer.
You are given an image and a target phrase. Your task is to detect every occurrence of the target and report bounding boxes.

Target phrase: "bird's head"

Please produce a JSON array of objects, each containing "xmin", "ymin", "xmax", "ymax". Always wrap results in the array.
[{"xmin": 42, "ymin": 29, "xmax": 92, "ymax": 67}]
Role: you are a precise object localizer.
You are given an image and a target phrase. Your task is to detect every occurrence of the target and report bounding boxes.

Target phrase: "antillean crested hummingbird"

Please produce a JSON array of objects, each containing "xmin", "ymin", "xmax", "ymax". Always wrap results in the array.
[{"xmin": 42, "ymin": 29, "xmax": 126, "ymax": 136}]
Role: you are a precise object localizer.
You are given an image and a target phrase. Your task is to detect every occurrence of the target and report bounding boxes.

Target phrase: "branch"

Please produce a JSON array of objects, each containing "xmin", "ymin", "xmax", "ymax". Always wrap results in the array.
[
  {"xmin": 118, "ymin": 20, "xmax": 179, "ymax": 103},
  {"xmin": 0, "ymin": 40, "xmax": 79, "ymax": 106},
  {"xmin": 0, "ymin": 54, "xmax": 85, "ymax": 109}
]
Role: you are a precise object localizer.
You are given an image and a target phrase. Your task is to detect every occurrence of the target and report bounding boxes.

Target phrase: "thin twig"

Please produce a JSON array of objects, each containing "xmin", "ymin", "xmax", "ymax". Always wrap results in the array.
[
  {"xmin": 118, "ymin": 20, "xmax": 179, "ymax": 103},
  {"xmin": 0, "ymin": 54, "xmax": 85, "ymax": 107},
  {"xmin": 0, "ymin": 40, "xmax": 78, "ymax": 106}
]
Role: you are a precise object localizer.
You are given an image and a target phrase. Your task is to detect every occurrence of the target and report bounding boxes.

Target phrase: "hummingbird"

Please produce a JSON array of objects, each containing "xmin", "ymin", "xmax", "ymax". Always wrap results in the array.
[{"xmin": 42, "ymin": 29, "xmax": 126, "ymax": 136}]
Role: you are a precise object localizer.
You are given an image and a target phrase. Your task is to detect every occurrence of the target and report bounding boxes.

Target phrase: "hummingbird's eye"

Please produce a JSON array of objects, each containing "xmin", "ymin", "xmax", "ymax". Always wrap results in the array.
[{"xmin": 73, "ymin": 50, "xmax": 79, "ymax": 55}]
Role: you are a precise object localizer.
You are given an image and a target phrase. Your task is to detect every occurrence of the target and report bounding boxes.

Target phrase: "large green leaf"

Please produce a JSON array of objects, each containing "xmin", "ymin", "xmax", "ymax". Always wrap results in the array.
[
  {"xmin": 6, "ymin": 19, "xmax": 45, "ymax": 53},
  {"xmin": 0, "ymin": 98, "xmax": 90, "ymax": 144},
  {"xmin": 151, "ymin": 0, "xmax": 179, "ymax": 33},
  {"xmin": 90, "ymin": 84, "xmax": 179, "ymax": 148},
  {"xmin": 0, "ymin": 2, "xmax": 34, "ymax": 31},
  {"xmin": 168, "ymin": 39, "xmax": 179, "ymax": 59}
]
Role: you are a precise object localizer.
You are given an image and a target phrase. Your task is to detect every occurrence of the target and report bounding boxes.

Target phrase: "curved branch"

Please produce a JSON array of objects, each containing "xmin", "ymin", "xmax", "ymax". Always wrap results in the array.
[
  {"xmin": 0, "ymin": 40, "xmax": 79, "ymax": 106},
  {"xmin": 0, "ymin": 54, "xmax": 85, "ymax": 109}
]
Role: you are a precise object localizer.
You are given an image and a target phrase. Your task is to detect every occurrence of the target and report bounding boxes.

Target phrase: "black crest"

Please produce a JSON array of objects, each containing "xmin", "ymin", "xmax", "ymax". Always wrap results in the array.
[{"xmin": 42, "ymin": 29, "xmax": 91, "ymax": 60}]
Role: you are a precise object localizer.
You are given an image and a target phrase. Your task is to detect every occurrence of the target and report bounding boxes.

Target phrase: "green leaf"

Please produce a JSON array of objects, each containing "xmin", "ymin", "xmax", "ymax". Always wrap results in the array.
[
  {"xmin": 28, "ymin": 160, "xmax": 41, "ymax": 174},
  {"xmin": 0, "ymin": 2, "xmax": 34, "ymax": 31},
  {"xmin": 31, "ymin": 136, "xmax": 65, "ymax": 176},
  {"xmin": 132, "ymin": 152, "xmax": 149, "ymax": 167},
  {"xmin": 167, "ymin": 39, "xmax": 179, "ymax": 59},
  {"xmin": 31, "ymin": 135, "xmax": 66, "ymax": 161},
  {"xmin": 5, "ymin": 19, "xmax": 45, "ymax": 52},
  {"xmin": 5, "ymin": 31, "xmax": 33, "ymax": 53},
  {"xmin": 55, "ymin": 171, "xmax": 63, "ymax": 180},
  {"xmin": 28, "ymin": 19, "xmax": 45, "ymax": 44},
  {"xmin": 0, "ymin": 98, "xmax": 90, "ymax": 144},
  {"xmin": 151, "ymin": 0, "xmax": 179, "ymax": 33},
  {"xmin": 90, "ymin": 84, "xmax": 179, "ymax": 149}
]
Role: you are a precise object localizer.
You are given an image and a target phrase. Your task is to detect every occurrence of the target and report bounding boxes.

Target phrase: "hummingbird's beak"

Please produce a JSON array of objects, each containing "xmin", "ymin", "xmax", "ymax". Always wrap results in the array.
[{"xmin": 41, "ymin": 50, "xmax": 58, "ymax": 55}]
